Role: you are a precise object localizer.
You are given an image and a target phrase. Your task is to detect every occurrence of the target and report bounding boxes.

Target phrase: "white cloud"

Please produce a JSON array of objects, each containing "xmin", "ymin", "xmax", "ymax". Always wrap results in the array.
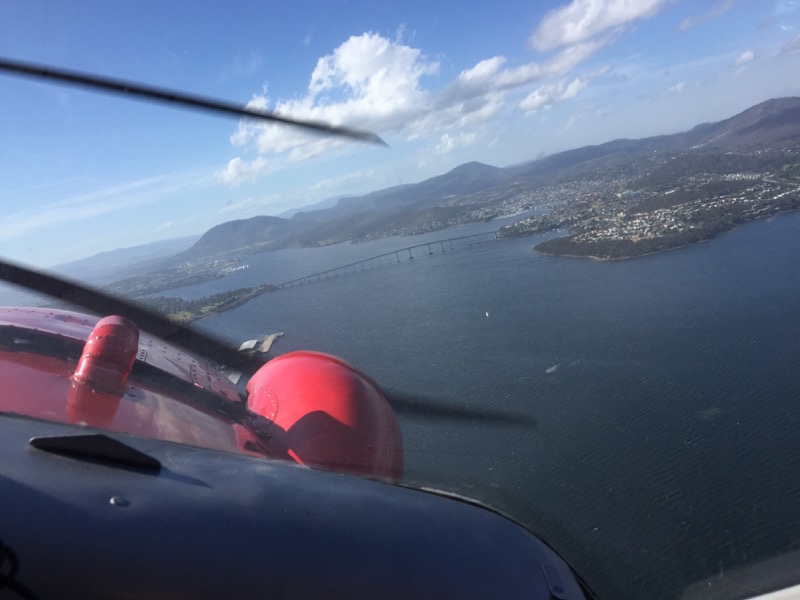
[
  {"xmin": 308, "ymin": 168, "xmax": 379, "ymax": 195},
  {"xmin": 216, "ymin": 156, "xmax": 272, "ymax": 186},
  {"xmin": 219, "ymin": 196, "xmax": 281, "ymax": 216},
  {"xmin": 679, "ymin": 0, "xmax": 734, "ymax": 31},
  {"xmin": 666, "ymin": 81, "xmax": 688, "ymax": 94},
  {"xmin": 735, "ymin": 50, "xmax": 755, "ymax": 65},
  {"xmin": 519, "ymin": 67, "xmax": 609, "ymax": 113},
  {"xmin": 155, "ymin": 220, "xmax": 175, "ymax": 232},
  {"xmin": 439, "ymin": 35, "xmax": 610, "ymax": 101},
  {"xmin": 530, "ymin": 0, "xmax": 668, "ymax": 51},
  {"xmin": 230, "ymin": 33, "xmax": 440, "ymax": 161},
  {"xmin": 436, "ymin": 57, "xmax": 520, "ymax": 111},
  {"xmin": 561, "ymin": 115, "xmax": 579, "ymax": 131},
  {"xmin": 520, "ymin": 82, "xmax": 574, "ymax": 113},
  {"xmin": 434, "ymin": 131, "xmax": 477, "ymax": 155},
  {"xmin": 226, "ymin": 30, "xmax": 616, "ymax": 167},
  {"xmin": 395, "ymin": 23, "xmax": 407, "ymax": 44},
  {"xmin": 419, "ymin": 41, "xmax": 610, "ymax": 136},
  {"xmin": 218, "ymin": 49, "xmax": 264, "ymax": 82},
  {"xmin": 232, "ymin": 50, "xmax": 263, "ymax": 77},
  {"xmin": 307, "ymin": 32, "xmax": 437, "ymax": 99},
  {"xmin": 541, "ymin": 35, "xmax": 617, "ymax": 75},
  {"xmin": 780, "ymin": 34, "xmax": 800, "ymax": 54},
  {"xmin": 459, "ymin": 57, "xmax": 508, "ymax": 87},
  {"xmin": 0, "ymin": 172, "xmax": 209, "ymax": 243}
]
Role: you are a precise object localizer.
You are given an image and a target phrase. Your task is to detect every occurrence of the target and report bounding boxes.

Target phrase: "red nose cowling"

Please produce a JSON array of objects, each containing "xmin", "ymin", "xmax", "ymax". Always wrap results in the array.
[{"xmin": 246, "ymin": 351, "xmax": 404, "ymax": 481}]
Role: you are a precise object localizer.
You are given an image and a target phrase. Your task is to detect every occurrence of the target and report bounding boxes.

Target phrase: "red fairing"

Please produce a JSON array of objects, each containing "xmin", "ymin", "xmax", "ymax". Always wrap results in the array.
[
  {"xmin": 0, "ymin": 308, "xmax": 249, "ymax": 456},
  {"xmin": 0, "ymin": 308, "xmax": 404, "ymax": 478},
  {"xmin": 72, "ymin": 315, "xmax": 139, "ymax": 393},
  {"xmin": 67, "ymin": 316, "xmax": 139, "ymax": 427},
  {"xmin": 247, "ymin": 351, "xmax": 404, "ymax": 480}
]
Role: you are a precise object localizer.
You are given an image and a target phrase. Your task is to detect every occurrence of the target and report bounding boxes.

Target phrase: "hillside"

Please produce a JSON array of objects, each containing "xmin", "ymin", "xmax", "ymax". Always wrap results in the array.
[
  {"xmin": 178, "ymin": 97, "xmax": 800, "ymax": 260},
  {"xmin": 54, "ymin": 235, "xmax": 200, "ymax": 284},
  {"xmin": 180, "ymin": 215, "xmax": 297, "ymax": 259}
]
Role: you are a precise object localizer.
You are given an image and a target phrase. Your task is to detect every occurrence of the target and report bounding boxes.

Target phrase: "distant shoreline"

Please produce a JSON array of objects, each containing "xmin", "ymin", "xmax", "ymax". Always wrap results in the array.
[{"xmin": 533, "ymin": 238, "xmax": 708, "ymax": 261}]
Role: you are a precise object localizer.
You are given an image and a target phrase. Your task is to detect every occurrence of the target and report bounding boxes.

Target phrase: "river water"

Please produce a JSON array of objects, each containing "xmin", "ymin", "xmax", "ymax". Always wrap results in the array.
[{"xmin": 187, "ymin": 212, "xmax": 800, "ymax": 599}]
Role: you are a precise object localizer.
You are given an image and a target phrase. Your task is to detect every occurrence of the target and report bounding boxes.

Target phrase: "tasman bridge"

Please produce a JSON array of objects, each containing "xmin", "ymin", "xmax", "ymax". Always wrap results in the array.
[{"xmin": 277, "ymin": 231, "xmax": 498, "ymax": 290}]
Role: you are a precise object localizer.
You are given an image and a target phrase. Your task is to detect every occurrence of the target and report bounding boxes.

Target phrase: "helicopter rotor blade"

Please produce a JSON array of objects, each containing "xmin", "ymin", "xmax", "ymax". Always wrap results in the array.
[
  {"xmin": 0, "ymin": 56, "xmax": 387, "ymax": 146},
  {"xmin": 385, "ymin": 390, "xmax": 538, "ymax": 428}
]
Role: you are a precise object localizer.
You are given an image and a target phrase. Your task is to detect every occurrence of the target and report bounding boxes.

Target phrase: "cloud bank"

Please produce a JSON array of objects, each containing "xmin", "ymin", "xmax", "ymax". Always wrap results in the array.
[
  {"xmin": 222, "ymin": 16, "xmax": 620, "ymax": 181},
  {"xmin": 530, "ymin": 0, "xmax": 668, "ymax": 51}
]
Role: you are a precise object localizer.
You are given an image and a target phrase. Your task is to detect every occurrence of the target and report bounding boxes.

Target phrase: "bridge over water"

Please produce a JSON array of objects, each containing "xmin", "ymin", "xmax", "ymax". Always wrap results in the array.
[{"xmin": 277, "ymin": 231, "xmax": 498, "ymax": 290}]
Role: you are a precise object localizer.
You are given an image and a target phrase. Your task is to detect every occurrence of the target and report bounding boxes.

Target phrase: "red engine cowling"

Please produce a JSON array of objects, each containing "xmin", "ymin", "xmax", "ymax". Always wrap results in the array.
[{"xmin": 246, "ymin": 351, "xmax": 404, "ymax": 481}]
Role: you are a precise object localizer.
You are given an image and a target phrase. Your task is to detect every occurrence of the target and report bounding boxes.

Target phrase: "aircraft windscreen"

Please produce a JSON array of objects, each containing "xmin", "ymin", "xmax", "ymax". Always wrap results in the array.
[{"xmin": 2, "ymin": 2, "xmax": 800, "ymax": 599}]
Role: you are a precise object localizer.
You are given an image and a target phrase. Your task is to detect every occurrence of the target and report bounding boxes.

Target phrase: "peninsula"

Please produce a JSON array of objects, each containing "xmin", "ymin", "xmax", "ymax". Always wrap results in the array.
[{"xmin": 501, "ymin": 148, "xmax": 800, "ymax": 260}]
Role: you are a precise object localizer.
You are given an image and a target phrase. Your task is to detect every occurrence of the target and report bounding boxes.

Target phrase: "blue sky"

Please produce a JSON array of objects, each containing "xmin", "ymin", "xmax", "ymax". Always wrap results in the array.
[{"xmin": 1, "ymin": 0, "xmax": 799, "ymax": 267}]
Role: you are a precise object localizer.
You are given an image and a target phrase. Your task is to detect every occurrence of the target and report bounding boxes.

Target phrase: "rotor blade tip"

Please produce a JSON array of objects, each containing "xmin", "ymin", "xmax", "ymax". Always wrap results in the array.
[{"xmin": 369, "ymin": 133, "xmax": 389, "ymax": 147}]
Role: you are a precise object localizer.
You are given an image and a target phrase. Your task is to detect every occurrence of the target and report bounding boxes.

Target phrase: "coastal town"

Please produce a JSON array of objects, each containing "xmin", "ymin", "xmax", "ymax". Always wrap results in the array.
[{"xmin": 498, "ymin": 146, "xmax": 800, "ymax": 259}]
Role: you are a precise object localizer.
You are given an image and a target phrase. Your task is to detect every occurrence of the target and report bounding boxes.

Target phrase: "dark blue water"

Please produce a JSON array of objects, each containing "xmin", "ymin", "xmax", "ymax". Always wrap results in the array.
[{"xmin": 194, "ymin": 212, "xmax": 800, "ymax": 600}]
